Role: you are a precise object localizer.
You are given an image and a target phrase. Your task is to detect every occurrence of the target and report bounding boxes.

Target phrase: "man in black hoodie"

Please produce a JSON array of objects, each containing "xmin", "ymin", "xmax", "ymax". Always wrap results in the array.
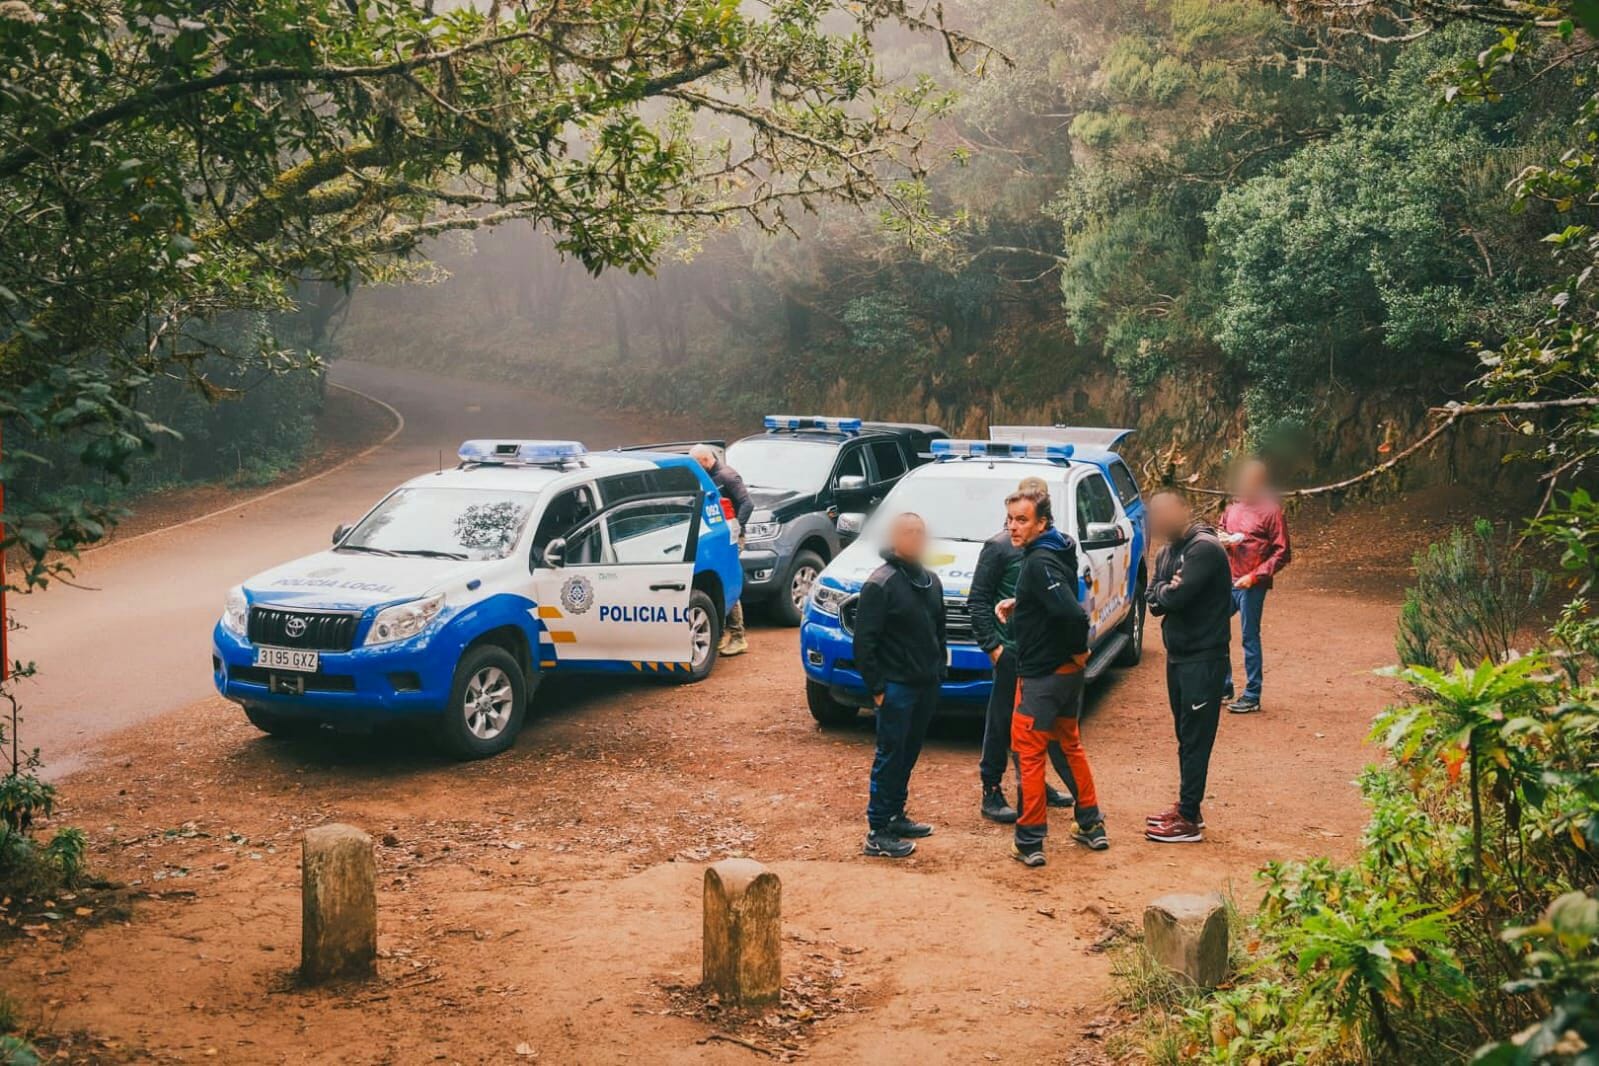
[
  {"xmin": 995, "ymin": 489, "xmax": 1107, "ymax": 866},
  {"xmin": 853, "ymin": 511, "xmax": 946, "ymax": 859},
  {"xmin": 969, "ymin": 477, "xmax": 1079, "ymax": 823},
  {"xmin": 1143, "ymin": 490, "xmax": 1232, "ymax": 844}
]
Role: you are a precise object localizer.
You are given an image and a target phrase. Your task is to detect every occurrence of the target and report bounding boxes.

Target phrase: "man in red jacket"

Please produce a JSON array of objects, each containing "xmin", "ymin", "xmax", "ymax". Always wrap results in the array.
[{"xmin": 1217, "ymin": 459, "xmax": 1292, "ymax": 714}]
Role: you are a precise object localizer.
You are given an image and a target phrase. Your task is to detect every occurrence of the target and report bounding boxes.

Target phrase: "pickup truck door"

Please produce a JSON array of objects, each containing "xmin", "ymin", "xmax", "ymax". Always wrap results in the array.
[
  {"xmin": 1073, "ymin": 470, "xmax": 1133, "ymax": 645},
  {"xmin": 530, "ymin": 495, "xmax": 703, "ymax": 673}
]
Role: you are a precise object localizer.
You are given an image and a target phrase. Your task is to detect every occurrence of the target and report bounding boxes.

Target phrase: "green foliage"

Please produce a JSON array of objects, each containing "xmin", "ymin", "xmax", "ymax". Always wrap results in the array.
[
  {"xmin": 0, "ymin": 1036, "xmax": 38, "ymax": 1066},
  {"xmin": 1397, "ymin": 520, "xmax": 1549, "ymax": 669},
  {"xmin": 0, "ymin": 0, "xmax": 974, "ymax": 589},
  {"xmin": 1475, "ymin": 892, "xmax": 1599, "ymax": 1065}
]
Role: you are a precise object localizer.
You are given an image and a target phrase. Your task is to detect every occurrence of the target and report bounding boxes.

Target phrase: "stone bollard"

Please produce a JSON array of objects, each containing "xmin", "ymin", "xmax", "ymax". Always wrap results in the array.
[
  {"xmin": 702, "ymin": 858, "xmax": 781, "ymax": 1006},
  {"xmin": 301, "ymin": 823, "xmax": 377, "ymax": 983},
  {"xmin": 1144, "ymin": 893, "xmax": 1229, "ymax": 988}
]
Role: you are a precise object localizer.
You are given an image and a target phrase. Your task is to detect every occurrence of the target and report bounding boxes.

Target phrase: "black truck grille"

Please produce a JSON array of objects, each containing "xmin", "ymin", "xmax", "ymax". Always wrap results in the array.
[
  {"xmin": 248, "ymin": 607, "xmax": 359, "ymax": 651},
  {"xmin": 839, "ymin": 597, "xmax": 977, "ymax": 644},
  {"xmin": 944, "ymin": 600, "xmax": 975, "ymax": 644}
]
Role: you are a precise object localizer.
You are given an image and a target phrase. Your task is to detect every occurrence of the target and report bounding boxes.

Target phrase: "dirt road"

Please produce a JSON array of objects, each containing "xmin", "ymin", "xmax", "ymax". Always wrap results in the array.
[{"xmin": 2, "ymin": 364, "xmax": 1412, "ymax": 1062}]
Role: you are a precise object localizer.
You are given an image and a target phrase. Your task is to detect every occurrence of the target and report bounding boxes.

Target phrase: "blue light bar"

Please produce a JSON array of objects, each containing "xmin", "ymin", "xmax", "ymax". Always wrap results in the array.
[
  {"xmin": 763, "ymin": 414, "xmax": 863, "ymax": 433},
  {"xmin": 931, "ymin": 439, "xmax": 1074, "ymax": 461},
  {"xmin": 458, "ymin": 439, "xmax": 586, "ymax": 465}
]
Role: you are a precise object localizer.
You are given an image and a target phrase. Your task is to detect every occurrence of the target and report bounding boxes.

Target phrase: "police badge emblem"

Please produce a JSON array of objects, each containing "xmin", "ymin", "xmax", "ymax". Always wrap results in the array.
[{"xmin": 559, "ymin": 574, "xmax": 595, "ymax": 615}]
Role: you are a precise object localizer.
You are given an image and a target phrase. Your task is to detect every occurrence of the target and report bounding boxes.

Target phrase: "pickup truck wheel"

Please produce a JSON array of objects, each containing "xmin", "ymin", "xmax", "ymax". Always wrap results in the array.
[
  {"xmin": 806, "ymin": 679, "xmax": 860, "ymax": 727},
  {"xmin": 774, "ymin": 550, "xmax": 825, "ymax": 627},
  {"xmin": 1114, "ymin": 579, "xmax": 1146, "ymax": 667},
  {"xmin": 673, "ymin": 589, "xmax": 720, "ymax": 683},
  {"xmin": 243, "ymin": 703, "xmax": 316, "ymax": 738},
  {"xmin": 436, "ymin": 645, "xmax": 527, "ymax": 760}
]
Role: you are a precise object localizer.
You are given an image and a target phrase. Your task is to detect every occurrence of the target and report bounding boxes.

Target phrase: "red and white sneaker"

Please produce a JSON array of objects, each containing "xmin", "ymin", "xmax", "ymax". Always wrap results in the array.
[
  {"xmin": 1144, "ymin": 804, "xmax": 1204, "ymax": 829},
  {"xmin": 1145, "ymin": 813, "xmax": 1204, "ymax": 843}
]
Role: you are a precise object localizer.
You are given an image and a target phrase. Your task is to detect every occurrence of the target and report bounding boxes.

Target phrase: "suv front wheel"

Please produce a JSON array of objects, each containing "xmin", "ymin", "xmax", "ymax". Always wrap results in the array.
[
  {"xmin": 437, "ymin": 644, "xmax": 529, "ymax": 759},
  {"xmin": 806, "ymin": 679, "xmax": 860, "ymax": 727},
  {"xmin": 774, "ymin": 549, "xmax": 825, "ymax": 627}
]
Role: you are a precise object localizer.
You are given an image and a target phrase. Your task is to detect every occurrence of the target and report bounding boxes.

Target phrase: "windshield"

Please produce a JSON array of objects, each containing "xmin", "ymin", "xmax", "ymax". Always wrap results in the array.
[
  {"xmin": 868, "ymin": 475, "xmax": 1036, "ymax": 543},
  {"xmin": 341, "ymin": 488, "xmax": 539, "ymax": 561},
  {"xmin": 726, "ymin": 438, "xmax": 837, "ymax": 494}
]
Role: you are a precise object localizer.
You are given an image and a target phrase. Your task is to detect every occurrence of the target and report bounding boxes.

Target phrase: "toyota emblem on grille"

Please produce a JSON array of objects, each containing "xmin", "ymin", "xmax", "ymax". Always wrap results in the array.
[{"xmin": 284, "ymin": 615, "xmax": 308, "ymax": 638}]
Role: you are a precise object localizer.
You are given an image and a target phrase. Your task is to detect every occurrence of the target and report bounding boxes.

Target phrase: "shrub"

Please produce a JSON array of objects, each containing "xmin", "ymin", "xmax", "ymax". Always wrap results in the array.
[{"xmin": 1397, "ymin": 519, "xmax": 1548, "ymax": 669}]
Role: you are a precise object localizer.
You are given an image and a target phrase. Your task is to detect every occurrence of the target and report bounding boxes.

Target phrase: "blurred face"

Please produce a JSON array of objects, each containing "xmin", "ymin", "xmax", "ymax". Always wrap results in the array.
[
  {"xmin": 1233, "ymin": 459, "xmax": 1269, "ymax": 500},
  {"xmin": 1006, "ymin": 496, "xmax": 1048, "ymax": 548},
  {"xmin": 889, "ymin": 513, "xmax": 927, "ymax": 561},
  {"xmin": 1148, "ymin": 492, "xmax": 1191, "ymax": 540}
]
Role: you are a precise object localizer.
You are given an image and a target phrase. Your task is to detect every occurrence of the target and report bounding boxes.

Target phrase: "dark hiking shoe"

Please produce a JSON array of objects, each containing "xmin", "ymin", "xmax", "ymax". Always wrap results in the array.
[
  {"xmin": 1222, "ymin": 683, "xmax": 1234, "ymax": 701},
  {"xmin": 981, "ymin": 788, "xmax": 1018, "ymax": 824},
  {"xmin": 1010, "ymin": 843, "xmax": 1046, "ymax": 868},
  {"xmin": 1145, "ymin": 814, "xmax": 1204, "ymax": 843},
  {"xmin": 863, "ymin": 830, "xmax": 915, "ymax": 858},
  {"xmin": 1072, "ymin": 820, "xmax": 1110, "ymax": 851},
  {"xmin": 1145, "ymin": 804, "xmax": 1205, "ymax": 830},
  {"xmin": 889, "ymin": 814, "xmax": 933, "ymax": 838},
  {"xmin": 1228, "ymin": 698, "xmax": 1261, "ymax": 714},
  {"xmin": 1046, "ymin": 786, "xmax": 1075, "ymax": 809}
]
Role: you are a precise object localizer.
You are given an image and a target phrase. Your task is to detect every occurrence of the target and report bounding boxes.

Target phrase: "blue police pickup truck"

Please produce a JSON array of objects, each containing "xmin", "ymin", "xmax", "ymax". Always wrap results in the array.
[{"xmin": 798, "ymin": 427, "xmax": 1148, "ymax": 725}]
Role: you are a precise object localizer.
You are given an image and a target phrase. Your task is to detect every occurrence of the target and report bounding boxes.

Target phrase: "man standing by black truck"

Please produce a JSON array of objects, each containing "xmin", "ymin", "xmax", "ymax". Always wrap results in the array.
[
  {"xmin": 692, "ymin": 444, "xmax": 754, "ymax": 657},
  {"xmin": 853, "ymin": 512, "xmax": 946, "ymax": 859},
  {"xmin": 969, "ymin": 476, "xmax": 1078, "ymax": 824},
  {"xmin": 1143, "ymin": 490, "xmax": 1233, "ymax": 844}
]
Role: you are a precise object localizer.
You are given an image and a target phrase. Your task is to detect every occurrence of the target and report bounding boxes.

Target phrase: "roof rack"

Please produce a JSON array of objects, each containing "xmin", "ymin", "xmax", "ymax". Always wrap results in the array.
[
  {"xmin": 988, "ymin": 425, "xmax": 1134, "ymax": 450},
  {"xmin": 763, "ymin": 415, "xmax": 862, "ymax": 434},
  {"xmin": 457, "ymin": 439, "xmax": 587, "ymax": 468},
  {"xmin": 931, "ymin": 439, "xmax": 1074, "ymax": 462}
]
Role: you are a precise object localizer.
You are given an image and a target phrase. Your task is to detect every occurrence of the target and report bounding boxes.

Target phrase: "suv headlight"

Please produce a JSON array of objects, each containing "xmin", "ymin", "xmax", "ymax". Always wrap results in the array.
[
  {"xmin": 366, "ymin": 594, "xmax": 445, "ymax": 646},
  {"xmin": 221, "ymin": 586, "xmax": 248, "ymax": 636},
  {"xmin": 810, "ymin": 583, "xmax": 851, "ymax": 617},
  {"xmin": 743, "ymin": 520, "xmax": 781, "ymax": 542}
]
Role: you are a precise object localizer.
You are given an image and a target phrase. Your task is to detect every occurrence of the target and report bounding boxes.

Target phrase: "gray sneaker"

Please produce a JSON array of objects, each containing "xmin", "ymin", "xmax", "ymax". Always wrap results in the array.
[
  {"xmin": 1010, "ymin": 843, "xmax": 1046, "ymax": 867},
  {"xmin": 864, "ymin": 830, "xmax": 915, "ymax": 858}
]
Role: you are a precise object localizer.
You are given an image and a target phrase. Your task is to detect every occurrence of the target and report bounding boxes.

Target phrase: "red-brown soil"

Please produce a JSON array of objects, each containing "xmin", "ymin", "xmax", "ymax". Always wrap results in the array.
[{"xmin": 0, "ymin": 500, "xmax": 1429, "ymax": 1064}]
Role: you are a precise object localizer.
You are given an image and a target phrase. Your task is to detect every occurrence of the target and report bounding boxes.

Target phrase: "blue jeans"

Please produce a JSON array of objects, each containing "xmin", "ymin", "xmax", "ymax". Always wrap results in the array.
[
  {"xmin": 1226, "ymin": 585, "xmax": 1268, "ymax": 703},
  {"xmin": 867, "ymin": 681, "xmax": 938, "ymax": 830}
]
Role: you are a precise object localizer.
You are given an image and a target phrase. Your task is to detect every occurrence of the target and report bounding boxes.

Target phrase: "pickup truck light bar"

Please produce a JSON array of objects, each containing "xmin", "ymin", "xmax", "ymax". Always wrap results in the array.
[
  {"xmin": 458, "ymin": 439, "xmax": 587, "ymax": 465},
  {"xmin": 931, "ymin": 439, "xmax": 1075, "ymax": 461},
  {"xmin": 763, "ymin": 415, "xmax": 863, "ymax": 433}
]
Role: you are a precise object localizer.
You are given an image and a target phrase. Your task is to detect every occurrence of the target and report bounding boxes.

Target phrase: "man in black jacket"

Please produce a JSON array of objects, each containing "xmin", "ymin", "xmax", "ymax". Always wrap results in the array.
[
  {"xmin": 969, "ymin": 477, "xmax": 1078, "ymax": 823},
  {"xmin": 994, "ymin": 489, "xmax": 1106, "ymax": 866},
  {"xmin": 693, "ymin": 445, "xmax": 754, "ymax": 657},
  {"xmin": 853, "ymin": 511, "xmax": 946, "ymax": 859},
  {"xmin": 1143, "ymin": 490, "xmax": 1232, "ymax": 844}
]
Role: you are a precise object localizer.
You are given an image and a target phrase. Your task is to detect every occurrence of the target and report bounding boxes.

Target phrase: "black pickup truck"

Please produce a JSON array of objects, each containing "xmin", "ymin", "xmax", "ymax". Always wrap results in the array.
[{"xmin": 724, "ymin": 415, "xmax": 946, "ymax": 624}]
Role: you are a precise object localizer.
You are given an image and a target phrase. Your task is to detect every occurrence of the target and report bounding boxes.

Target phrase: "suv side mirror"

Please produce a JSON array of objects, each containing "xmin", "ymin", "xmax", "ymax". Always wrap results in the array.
[
  {"xmin": 1082, "ymin": 521, "xmax": 1127, "ymax": 549},
  {"xmin": 836, "ymin": 512, "xmax": 866, "ymax": 536},
  {"xmin": 332, "ymin": 523, "xmax": 352, "ymax": 546},
  {"xmin": 542, "ymin": 538, "xmax": 567, "ymax": 569},
  {"xmin": 836, "ymin": 474, "xmax": 868, "ymax": 495}
]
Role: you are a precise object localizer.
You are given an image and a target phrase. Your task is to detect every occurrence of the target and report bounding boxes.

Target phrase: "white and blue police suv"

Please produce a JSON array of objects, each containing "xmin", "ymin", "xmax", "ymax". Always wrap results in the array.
[
  {"xmin": 212, "ymin": 440, "xmax": 744, "ymax": 758},
  {"xmin": 799, "ymin": 428, "xmax": 1148, "ymax": 726}
]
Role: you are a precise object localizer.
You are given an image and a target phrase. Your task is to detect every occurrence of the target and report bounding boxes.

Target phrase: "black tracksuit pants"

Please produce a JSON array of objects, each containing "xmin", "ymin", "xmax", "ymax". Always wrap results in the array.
[
  {"xmin": 1166, "ymin": 657, "xmax": 1228, "ymax": 823},
  {"xmin": 979, "ymin": 648, "xmax": 1077, "ymax": 798}
]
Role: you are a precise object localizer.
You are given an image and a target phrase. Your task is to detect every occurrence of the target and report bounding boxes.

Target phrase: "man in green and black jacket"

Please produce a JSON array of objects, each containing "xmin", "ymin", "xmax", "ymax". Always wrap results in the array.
[{"xmin": 969, "ymin": 477, "xmax": 1079, "ymax": 824}]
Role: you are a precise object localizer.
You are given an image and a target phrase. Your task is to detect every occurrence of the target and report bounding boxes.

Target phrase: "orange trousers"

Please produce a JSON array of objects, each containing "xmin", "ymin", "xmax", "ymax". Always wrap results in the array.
[{"xmin": 1012, "ymin": 674, "xmax": 1099, "ymax": 842}]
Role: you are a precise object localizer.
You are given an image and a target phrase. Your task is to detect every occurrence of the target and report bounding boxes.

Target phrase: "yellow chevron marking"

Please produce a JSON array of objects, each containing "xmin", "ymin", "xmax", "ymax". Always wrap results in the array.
[
  {"xmin": 540, "ymin": 660, "xmax": 558, "ymax": 669},
  {"xmin": 631, "ymin": 661, "xmax": 643, "ymax": 671},
  {"xmin": 537, "ymin": 605, "xmax": 564, "ymax": 619},
  {"xmin": 547, "ymin": 630, "xmax": 577, "ymax": 644}
]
